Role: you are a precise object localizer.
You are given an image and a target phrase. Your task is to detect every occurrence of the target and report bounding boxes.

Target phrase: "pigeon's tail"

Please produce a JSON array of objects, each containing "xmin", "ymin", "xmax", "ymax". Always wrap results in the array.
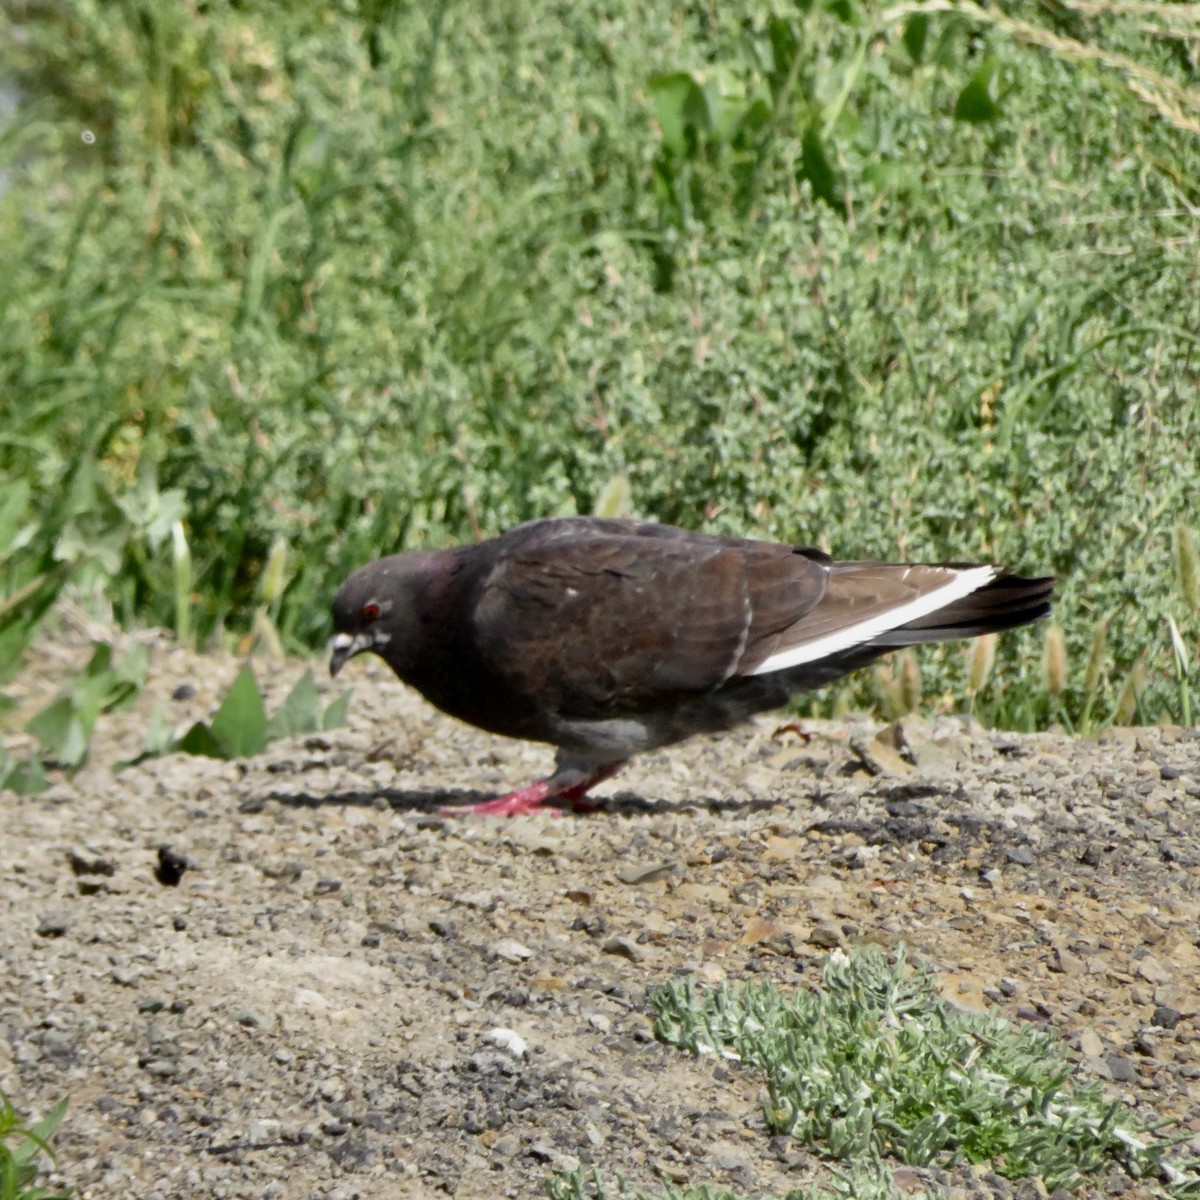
[
  {"xmin": 869, "ymin": 570, "xmax": 1055, "ymax": 647},
  {"xmin": 746, "ymin": 563, "xmax": 1054, "ymax": 678}
]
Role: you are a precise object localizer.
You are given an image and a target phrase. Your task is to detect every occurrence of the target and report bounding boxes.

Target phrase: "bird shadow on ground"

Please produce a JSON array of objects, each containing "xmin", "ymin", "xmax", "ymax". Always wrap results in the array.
[
  {"xmin": 266, "ymin": 787, "xmax": 784, "ymax": 819},
  {"xmin": 267, "ymin": 786, "xmax": 470, "ymax": 814}
]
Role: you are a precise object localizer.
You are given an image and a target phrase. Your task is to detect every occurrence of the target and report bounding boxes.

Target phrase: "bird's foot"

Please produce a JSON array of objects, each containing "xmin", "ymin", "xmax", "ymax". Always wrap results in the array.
[
  {"xmin": 439, "ymin": 763, "xmax": 622, "ymax": 818},
  {"xmin": 441, "ymin": 779, "xmax": 558, "ymax": 818}
]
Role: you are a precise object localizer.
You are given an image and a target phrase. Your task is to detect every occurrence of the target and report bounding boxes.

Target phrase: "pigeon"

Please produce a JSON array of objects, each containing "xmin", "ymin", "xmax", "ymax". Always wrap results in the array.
[{"xmin": 330, "ymin": 517, "xmax": 1053, "ymax": 816}]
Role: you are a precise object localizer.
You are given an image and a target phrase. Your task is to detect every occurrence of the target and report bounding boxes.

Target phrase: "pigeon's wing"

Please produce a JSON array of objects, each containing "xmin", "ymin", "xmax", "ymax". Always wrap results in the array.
[
  {"xmin": 471, "ymin": 524, "xmax": 827, "ymax": 718},
  {"xmin": 737, "ymin": 561, "xmax": 1054, "ymax": 675},
  {"xmin": 471, "ymin": 518, "xmax": 1052, "ymax": 720}
]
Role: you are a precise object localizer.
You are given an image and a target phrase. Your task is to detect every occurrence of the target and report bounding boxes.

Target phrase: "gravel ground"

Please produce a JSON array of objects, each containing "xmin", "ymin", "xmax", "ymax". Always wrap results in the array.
[{"xmin": 3, "ymin": 632, "xmax": 1200, "ymax": 1200}]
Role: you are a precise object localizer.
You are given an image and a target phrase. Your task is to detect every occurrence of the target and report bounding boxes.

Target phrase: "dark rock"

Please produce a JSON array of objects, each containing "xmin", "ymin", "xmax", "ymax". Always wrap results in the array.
[
  {"xmin": 155, "ymin": 846, "xmax": 190, "ymax": 887},
  {"xmin": 1106, "ymin": 1054, "xmax": 1137, "ymax": 1082},
  {"xmin": 1151, "ymin": 1004, "xmax": 1181, "ymax": 1030},
  {"xmin": 326, "ymin": 1128, "xmax": 372, "ymax": 1166},
  {"xmin": 69, "ymin": 848, "xmax": 115, "ymax": 877}
]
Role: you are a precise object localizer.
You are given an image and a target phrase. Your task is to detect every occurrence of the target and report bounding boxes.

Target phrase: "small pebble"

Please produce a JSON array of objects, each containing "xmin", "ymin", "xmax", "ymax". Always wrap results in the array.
[
  {"xmin": 601, "ymin": 936, "xmax": 643, "ymax": 962},
  {"xmin": 489, "ymin": 938, "xmax": 533, "ymax": 963},
  {"xmin": 36, "ymin": 910, "xmax": 71, "ymax": 938},
  {"xmin": 155, "ymin": 846, "xmax": 190, "ymax": 887},
  {"xmin": 1151, "ymin": 1004, "xmax": 1181, "ymax": 1030},
  {"xmin": 69, "ymin": 848, "xmax": 115, "ymax": 877},
  {"xmin": 1106, "ymin": 1054, "xmax": 1138, "ymax": 1083},
  {"xmin": 483, "ymin": 1027, "xmax": 529, "ymax": 1058}
]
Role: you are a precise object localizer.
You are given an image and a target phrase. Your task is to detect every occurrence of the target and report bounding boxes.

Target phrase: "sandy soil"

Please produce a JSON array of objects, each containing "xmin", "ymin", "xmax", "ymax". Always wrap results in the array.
[{"xmin": 2, "ymin": 633, "xmax": 1200, "ymax": 1200}]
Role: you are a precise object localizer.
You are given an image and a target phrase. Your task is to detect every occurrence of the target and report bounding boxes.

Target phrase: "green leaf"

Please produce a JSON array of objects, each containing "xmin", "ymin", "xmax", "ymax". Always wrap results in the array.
[
  {"xmin": 53, "ymin": 520, "xmax": 123, "ymax": 574},
  {"xmin": 144, "ymin": 488, "xmax": 188, "ymax": 551},
  {"xmin": 766, "ymin": 16, "xmax": 798, "ymax": 91},
  {"xmin": 4, "ymin": 757, "xmax": 50, "ymax": 795},
  {"xmin": 320, "ymin": 689, "xmax": 352, "ymax": 731},
  {"xmin": 903, "ymin": 13, "xmax": 929, "ymax": 63},
  {"xmin": 82, "ymin": 642, "xmax": 114, "ymax": 679},
  {"xmin": 825, "ymin": 0, "xmax": 859, "ymax": 24},
  {"xmin": 12, "ymin": 1097, "xmax": 68, "ymax": 1167},
  {"xmin": 738, "ymin": 96, "xmax": 772, "ymax": 141},
  {"xmin": 648, "ymin": 72, "xmax": 706, "ymax": 157},
  {"xmin": 0, "ymin": 479, "xmax": 31, "ymax": 560},
  {"xmin": 72, "ymin": 642, "xmax": 122, "ymax": 722},
  {"xmin": 174, "ymin": 720, "xmax": 228, "ymax": 759},
  {"xmin": 107, "ymin": 642, "xmax": 150, "ymax": 712},
  {"xmin": 26, "ymin": 696, "xmax": 90, "ymax": 768},
  {"xmin": 703, "ymin": 71, "xmax": 748, "ymax": 146},
  {"xmin": 265, "ymin": 668, "xmax": 322, "ymax": 740},
  {"xmin": 208, "ymin": 663, "xmax": 269, "ymax": 758},
  {"xmin": 592, "ymin": 474, "xmax": 633, "ymax": 520},
  {"xmin": 862, "ymin": 160, "xmax": 908, "ymax": 195},
  {"xmin": 0, "ymin": 571, "xmax": 67, "ymax": 680},
  {"xmin": 955, "ymin": 60, "xmax": 1004, "ymax": 123},
  {"xmin": 799, "ymin": 123, "xmax": 841, "ymax": 209}
]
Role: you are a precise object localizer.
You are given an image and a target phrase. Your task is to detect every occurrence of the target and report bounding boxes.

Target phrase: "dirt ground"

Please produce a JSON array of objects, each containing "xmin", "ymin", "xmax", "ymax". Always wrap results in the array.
[{"xmin": 3, "ymin": 632, "xmax": 1200, "ymax": 1200}]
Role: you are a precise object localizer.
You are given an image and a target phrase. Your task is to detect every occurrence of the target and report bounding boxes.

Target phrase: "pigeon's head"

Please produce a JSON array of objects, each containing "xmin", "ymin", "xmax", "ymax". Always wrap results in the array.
[{"xmin": 329, "ymin": 553, "xmax": 444, "ymax": 677}]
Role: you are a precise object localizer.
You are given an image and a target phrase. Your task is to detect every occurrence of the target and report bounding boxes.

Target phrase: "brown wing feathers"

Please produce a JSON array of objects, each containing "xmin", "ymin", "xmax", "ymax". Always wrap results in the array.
[
  {"xmin": 868, "ymin": 570, "xmax": 1055, "ymax": 645},
  {"xmin": 476, "ymin": 523, "xmax": 1051, "ymax": 708}
]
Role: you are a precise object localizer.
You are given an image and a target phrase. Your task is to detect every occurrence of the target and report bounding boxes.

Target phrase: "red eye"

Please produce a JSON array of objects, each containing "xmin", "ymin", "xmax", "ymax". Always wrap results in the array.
[{"xmin": 361, "ymin": 602, "xmax": 381, "ymax": 621}]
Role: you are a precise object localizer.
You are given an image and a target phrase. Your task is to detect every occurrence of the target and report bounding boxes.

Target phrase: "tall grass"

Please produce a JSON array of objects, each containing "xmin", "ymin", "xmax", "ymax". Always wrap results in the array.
[{"xmin": 1, "ymin": 0, "xmax": 1198, "ymax": 727}]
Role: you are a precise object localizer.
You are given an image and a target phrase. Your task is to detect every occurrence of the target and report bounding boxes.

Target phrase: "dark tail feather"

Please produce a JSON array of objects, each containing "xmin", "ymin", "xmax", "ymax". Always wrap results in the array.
[{"xmin": 871, "ymin": 572, "xmax": 1055, "ymax": 647}]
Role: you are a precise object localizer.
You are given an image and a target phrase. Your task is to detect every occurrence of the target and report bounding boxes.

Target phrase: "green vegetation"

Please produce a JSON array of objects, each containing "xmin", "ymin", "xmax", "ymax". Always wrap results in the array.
[
  {"xmin": 2, "ymin": 1, "xmax": 1199, "ymax": 728},
  {"xmin": 648, "ymin": 947, "xmax": 1200, "ymax": 1198},
  {"xmin": 145, "ymin": 663, "xmax": 349, "ymax": 762},
  {"xmin": 0, "ymin": 1091, "xmax": 70, "ymax": 1200},
  {"xmin": 547, "ymin": 1162, "xmax": 928, "ymax": 1200},
  {"xmin": 25, "ymin": 642, "xmax": 147, "ymax": 768}
]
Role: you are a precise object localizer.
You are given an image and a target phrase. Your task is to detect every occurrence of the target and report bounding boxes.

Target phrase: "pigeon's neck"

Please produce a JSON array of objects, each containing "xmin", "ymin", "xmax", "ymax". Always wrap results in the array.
[
  {"xmin": 392, "ymin": 543, "xmax": 541, "ymax": 737},
  {"xmin": 389, "ymin": 546, "xmax": 484, "ymax": 680}
]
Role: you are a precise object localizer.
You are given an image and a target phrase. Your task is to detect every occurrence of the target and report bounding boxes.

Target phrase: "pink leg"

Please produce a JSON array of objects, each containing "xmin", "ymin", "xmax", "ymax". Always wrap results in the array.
[{"xmin": 439, "ymin": 763, "xmax": 622, "ymax": 817}]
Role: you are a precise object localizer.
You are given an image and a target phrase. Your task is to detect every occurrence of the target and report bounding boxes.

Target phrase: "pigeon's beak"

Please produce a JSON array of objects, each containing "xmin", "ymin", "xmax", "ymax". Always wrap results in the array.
[{"xmin": 329, "ymin": 631, "xmax": 374, "ymax": 677}]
